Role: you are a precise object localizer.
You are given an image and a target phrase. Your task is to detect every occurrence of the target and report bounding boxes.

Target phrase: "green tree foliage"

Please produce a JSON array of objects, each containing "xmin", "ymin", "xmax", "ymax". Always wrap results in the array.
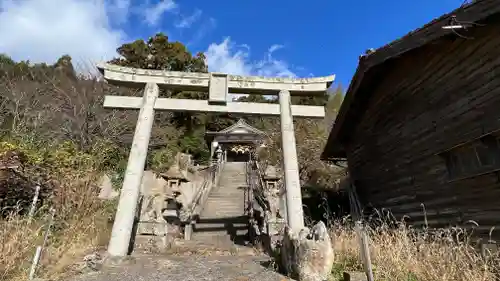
[
  {"xmin": 107, "ymin": 33, "xmax": 212, "ymax": 164},
  {"xmin": 0, "ymin": 53, "xmax": 15, "ymax": 66},
  {"xmin": 109, "ymin": 33, "xmax": 207, "ymax": 73}
]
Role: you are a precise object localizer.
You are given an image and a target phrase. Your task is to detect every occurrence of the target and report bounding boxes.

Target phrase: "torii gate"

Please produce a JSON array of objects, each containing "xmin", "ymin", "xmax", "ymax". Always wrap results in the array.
[{"xmin": 97, "ymin": 63, "xmax": 335, "ymax": 258}]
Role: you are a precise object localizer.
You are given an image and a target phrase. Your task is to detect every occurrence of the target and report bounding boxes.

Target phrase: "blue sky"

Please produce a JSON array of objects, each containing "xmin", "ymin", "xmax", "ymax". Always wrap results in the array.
[{"xmin": 0, "ymin": 0, "xmax": 467, "ymax": 89}]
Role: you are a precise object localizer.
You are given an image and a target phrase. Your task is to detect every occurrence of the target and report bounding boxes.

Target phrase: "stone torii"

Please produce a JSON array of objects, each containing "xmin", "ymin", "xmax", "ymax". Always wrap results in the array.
[{"xmin": 97, "ymin": 63, "xmax": 335, "ymax": 258}]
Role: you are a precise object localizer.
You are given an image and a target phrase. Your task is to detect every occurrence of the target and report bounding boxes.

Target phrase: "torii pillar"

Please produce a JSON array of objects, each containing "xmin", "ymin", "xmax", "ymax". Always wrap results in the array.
[{"xmin": 98, "ymin": 63, "xmax": 335, "ymax": 257}]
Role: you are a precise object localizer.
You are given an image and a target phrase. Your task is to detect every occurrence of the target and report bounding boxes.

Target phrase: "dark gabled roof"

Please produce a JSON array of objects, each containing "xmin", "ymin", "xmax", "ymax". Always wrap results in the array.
[
  {"xmin": 216, "ymin": 119, "xmax": 265, "ymax": 135},
  {"xmin": 205, "ymin": 118, "xmax": 267, "ymax": 143},
  {"xmin": 321, "ymin": 0, "xmax": 500, "ymax": 161}
]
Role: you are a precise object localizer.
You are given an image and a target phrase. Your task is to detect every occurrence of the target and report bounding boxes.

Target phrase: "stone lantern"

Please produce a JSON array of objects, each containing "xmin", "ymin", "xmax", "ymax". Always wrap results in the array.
[
  {"xmin": 216, "ymin": 145, "xmax": 223, "ymax": 161},
  {"xmin": 262, "ymin": 164, "xmax": 286, "ymax": 242},
  {"xmin": 263, "ymin": 165, "xmax": 280, "ymax": 191},
  {"xmin": 159, "ymin": 163, "xmax": 191, "ymax": 236},
  {"xmin": 161, "ymin": 163, "xmax": 187, "ymax": 194}
]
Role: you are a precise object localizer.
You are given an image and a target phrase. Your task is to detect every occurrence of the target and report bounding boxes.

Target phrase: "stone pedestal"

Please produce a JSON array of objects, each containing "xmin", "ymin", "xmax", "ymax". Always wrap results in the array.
[
  {"xmin": 137, "ymin": 221, "xmax": 168, "ymax": 236},
  {"xmin": 343, "ymin": 272, "xmax": 368, "ymax": 281}
]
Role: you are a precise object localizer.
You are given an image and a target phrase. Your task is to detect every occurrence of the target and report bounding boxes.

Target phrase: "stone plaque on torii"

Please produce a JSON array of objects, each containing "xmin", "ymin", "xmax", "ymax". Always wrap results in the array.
[{"xmin": 97, "ymin": 63, "xmax": 335, "ymax": 258}]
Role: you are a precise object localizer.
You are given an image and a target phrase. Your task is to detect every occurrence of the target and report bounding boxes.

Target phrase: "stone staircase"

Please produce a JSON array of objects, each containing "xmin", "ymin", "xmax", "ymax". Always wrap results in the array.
[{"xmin": 192, "ymin": 161, "xmax": 249, "ymax": 245}]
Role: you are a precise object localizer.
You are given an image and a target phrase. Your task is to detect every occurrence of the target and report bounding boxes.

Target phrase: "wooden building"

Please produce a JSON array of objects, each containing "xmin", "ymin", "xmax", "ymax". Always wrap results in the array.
[{"xmin": 321, "ymin": 0, "xmax": 500, "ymax": 238}]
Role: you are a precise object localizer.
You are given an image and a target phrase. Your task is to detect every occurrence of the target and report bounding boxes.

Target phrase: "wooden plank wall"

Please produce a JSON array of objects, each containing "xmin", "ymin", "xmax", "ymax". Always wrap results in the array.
[{"xmin": 346, "ymin": 18, "xmax": 500, "ymax": 239}]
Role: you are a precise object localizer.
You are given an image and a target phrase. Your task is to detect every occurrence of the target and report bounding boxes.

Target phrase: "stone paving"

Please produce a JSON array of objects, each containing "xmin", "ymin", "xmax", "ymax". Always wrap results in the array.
[{"xmin": 68, "ymin": 254, "xmax": 292, "ymax": 281}]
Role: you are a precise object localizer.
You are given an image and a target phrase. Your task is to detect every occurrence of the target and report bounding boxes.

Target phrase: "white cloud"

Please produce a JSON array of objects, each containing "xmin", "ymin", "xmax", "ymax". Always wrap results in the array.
[
  {"xmin": 0, "ymin": 0, "xmax": 126, "ymax": 67},
  {"xmin": 268, "ymin": 44, "xmax": 284, "ymax": 53},
  {"xmin": 0, "ymin": 0, "xmax": 298, "ymax": 80},
  {"xmin": 106, "ymin": 0, "xmax": 131, "ymax": 25},
  {"xmin": 187, "ymin": 17, "xmax": 216, "ymax": 47},
  {"xmin": 143, "ymin": 0, "xmax": 177, "ymax": 26},
  {"xmin": 205, "ymin": 37, "xmax": 296, "ymax": 77},
  {"xmin": 175, "ymin": 9, "xmax": 202, "ymax": 29}
]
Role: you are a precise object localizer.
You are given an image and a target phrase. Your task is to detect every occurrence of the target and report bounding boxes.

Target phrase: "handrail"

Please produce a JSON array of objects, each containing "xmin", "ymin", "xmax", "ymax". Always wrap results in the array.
[
  {"xmin": 181, "ymin": 161, "xmax": 221, "ymax": 223},
  {"xmin": 248, "ymin": 159, "xmax": 271, "ymax": 211},
  {"xmin": 246, "ymin": 155, "xmax": 280, "ymax": 245}
]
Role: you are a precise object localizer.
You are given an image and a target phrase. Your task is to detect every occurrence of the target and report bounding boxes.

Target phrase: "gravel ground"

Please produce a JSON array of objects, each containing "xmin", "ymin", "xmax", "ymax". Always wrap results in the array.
[{"xmin": 67, "ymin": 254, "xmax": 292, "ymax": 281}]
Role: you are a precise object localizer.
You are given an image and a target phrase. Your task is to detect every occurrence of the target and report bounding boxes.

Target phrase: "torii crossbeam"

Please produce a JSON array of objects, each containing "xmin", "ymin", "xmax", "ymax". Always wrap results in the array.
[{"xmin": 98, "ymin": 63, "xmax": 335, "ymax": 258}]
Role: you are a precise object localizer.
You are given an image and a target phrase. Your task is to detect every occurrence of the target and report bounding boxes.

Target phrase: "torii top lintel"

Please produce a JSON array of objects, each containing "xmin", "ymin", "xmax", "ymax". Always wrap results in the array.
[
  {"xmin": 98, "ymin": 63, "xmax": 335, "ymax": 118},
  {"xmin": 97, "ymin": 63, "xmax": 335, "ymax": 97}
]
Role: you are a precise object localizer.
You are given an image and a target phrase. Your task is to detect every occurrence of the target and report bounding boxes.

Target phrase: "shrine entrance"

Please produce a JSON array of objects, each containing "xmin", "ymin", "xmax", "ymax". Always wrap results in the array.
[
  {"xmin": 205, "ymin": 119, "xmax": 267, "ymax": 163},
  {"xmin": 226, "ymin": 144, "xmax": 252, "ymax": 162},
  {"xmin": 97, "ymin": 62, "xmax": 333, "ymax": 257}
]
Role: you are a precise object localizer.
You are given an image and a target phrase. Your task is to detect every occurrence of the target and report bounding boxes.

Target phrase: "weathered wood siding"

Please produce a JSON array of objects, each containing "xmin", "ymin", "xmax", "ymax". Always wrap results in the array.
[{"xmin": 346, "ymin": 18, "xmax": 500, "ymax": 238}]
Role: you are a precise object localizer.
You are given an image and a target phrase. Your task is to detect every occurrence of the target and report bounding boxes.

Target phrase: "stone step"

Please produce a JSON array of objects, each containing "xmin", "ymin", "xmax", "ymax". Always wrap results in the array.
[
  {"xmin": 193, "ymin": 227, "xmax": 248, "ymax": 237},
  {"xmin": 200, "ymin": 212, "xmax": 244, "ymax": 216},
  {"xmin": 203, "ymin": 199, "xmax": 244, "ymax": 204},
  {"xmin": 201, "ymin": 206, "xmax": 245, "ymax": 211},
  {"xmin": 205, "ymin": 198, "xmax": 245, "ymax": 202},
  {"xmin": 202, "ymin": 206, "xmax": 244, "ymax": 212},
  {"xmin": 201, "ymin": 207, "xmax": 244, "ymax": 210},
  {"xmin": 203, "ymin": 201, "xmax": 244, "ymax": 206},
  {"xmin": 207, "ymin": 192, "xmax": 246, "ymax": 195},
  {"xmin": 205, "ymin": 196, "xmax": 244, "ymax": 200},
  {"xmin": 208, "ymin": 191, "xmax": 246, "ymax": 194},
  {"xmin": 206, "ymin": 191, "xmax": 245, "ymax": 194},
  {"xmin": 190, "ymin": 233, "xmax": 233, "ymax": 244},
  {"xmin": 193, "ymin": 161, "xmax": 249, "ymax": 245},
  {"xmin": 202, "ymin": 207, "xmax": 244, "ymax": 212},
  {"xmin": 200, "ymin": 213, "xmax": 245, "ymax": 218},
  {"xmin": 202, "ymin": 205, "xmax": 243, "ymax": 208},
  {"xmin": 218, "ymin": 184, "xmax": 247, "ymax": 187},
  {"xmin": 217, "ymin": 185, "xmax": 247, "ymax": 188},
  {"xmin": 204, "ymin": 203, "xmax": 244, "ymax": 207},
  {"xmin": 202, "ymin": 205, "xmax": 244, "ymax": 210},
  {"xmin": 194, "ymin": 224, "xmax": 247, "ymax": 231},
  {"xmin": 197, "ymin": 215, "xmax": 247, "ymax": 222},
  {"xmin": 203, "ymin": 200, "xmax": 244, "ymax": 205},
  {"xmin": 204, "ymin": 200, "xmax": 244, "ymax": 204},
  {"xmin": 192, "ymin": 232, "xmax": 248, "ymax": 241},
  {"xmin": 205, "ymin": 198, "xmax": 244, "ymax": 202}
]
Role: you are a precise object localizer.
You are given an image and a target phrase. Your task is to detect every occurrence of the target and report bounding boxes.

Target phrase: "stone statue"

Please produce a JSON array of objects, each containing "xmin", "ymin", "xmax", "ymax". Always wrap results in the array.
[
  {"xmin": 137, "ymin": 171, "xmax": 171, "ymax": 235},
  {"xmin": 281, "ymin": 221, "xmax": 335, "ymax": 281}
]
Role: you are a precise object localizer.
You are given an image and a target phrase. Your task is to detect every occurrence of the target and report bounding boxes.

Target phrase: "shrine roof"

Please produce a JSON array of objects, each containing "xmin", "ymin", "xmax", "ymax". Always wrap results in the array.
[{"xmin": 206, "ymin": 119, "xmax": 266, "ymax": 136}]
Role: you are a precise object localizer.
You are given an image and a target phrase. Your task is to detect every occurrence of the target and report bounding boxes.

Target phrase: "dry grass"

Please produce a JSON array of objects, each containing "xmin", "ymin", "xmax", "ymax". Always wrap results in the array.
[
  {"xmin": 0, "ymin": 179, "xmax": 115, "ymax": 281},
  {"xmin": 0, "ymin": 205, "xmax": 113, "ymax": 281},
  {"xmin": 0, "ymin": 61, "xmax": 126, "ymax": 281},
  {"xmin": 0, "ymin": 139, "xmax": 117, "ymax": 281},
  {"xmin": 329, "ymin": 218, "xmax": 500, "ymax": 281}
]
